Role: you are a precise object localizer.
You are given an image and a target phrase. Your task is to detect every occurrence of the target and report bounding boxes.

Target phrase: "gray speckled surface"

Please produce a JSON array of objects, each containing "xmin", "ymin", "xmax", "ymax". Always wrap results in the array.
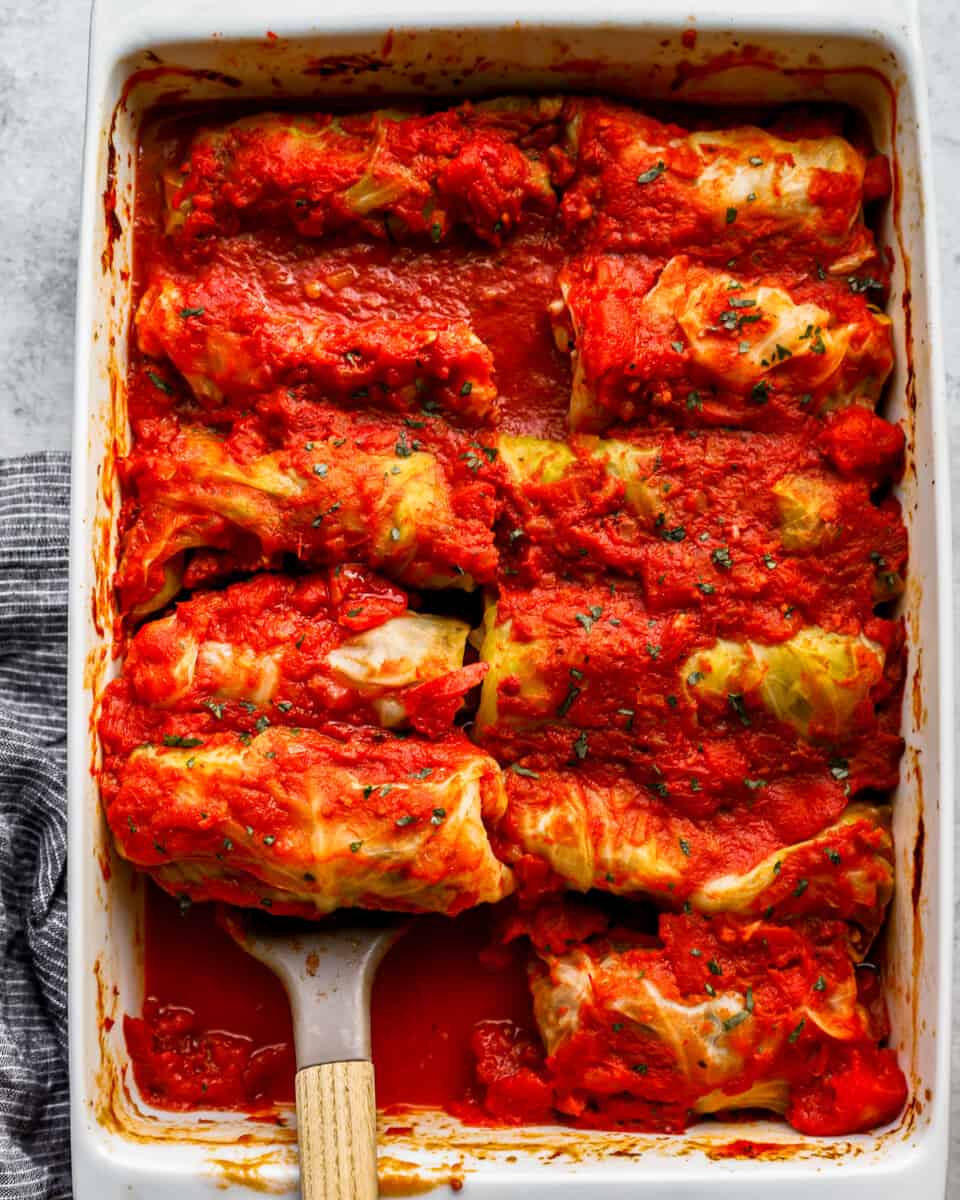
[{"xmin": 1, "ymin": 0, "xmax": 957, "ymax": 1191}]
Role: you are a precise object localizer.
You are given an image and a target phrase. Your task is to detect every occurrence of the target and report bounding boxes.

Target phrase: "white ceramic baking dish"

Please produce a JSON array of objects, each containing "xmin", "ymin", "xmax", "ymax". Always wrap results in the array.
[{"xmin": 67, "ymin": 0, "xmax": 953, "ymax": 1195}]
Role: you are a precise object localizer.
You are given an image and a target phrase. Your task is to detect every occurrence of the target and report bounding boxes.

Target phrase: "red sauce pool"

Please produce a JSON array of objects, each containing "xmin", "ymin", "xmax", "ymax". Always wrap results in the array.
[{"xmin": 128, "ymin": 882, "xmax": 532, "ymax": 1112}]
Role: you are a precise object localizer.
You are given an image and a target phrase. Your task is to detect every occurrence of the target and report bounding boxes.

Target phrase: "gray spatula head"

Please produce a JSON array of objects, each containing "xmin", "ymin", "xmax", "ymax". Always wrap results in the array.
[{"xmin": 223, "ymin": 909, "xmax": 405, "ymax": 1068}]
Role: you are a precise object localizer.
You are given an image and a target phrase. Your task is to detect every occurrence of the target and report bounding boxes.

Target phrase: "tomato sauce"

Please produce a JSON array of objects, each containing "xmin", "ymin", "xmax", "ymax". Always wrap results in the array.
[
  {"xmin": 118, "ymin": 94, "xmax": 906, "ymax": 1132},
  {"xmin": 129, "ymin": 882, "xmax": 532, "ymax": 1112}
]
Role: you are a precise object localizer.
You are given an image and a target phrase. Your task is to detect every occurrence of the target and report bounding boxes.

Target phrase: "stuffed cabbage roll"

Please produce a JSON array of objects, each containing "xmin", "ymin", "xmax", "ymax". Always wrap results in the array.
[
  {"xmin": 164, "ymin": 99, "xmax": 562, "ymax": 246},
  {"xmin": 561, "ymin": 99, "xmax": 887, "ymax": 269},
  {"xmin": 496, "ymin": 433, "xmax": 906, "ymax": 613},
  {"xmin": 559, "ymin": 254, "xmax": 893, "ymax": 432},
  {"xmin": 517, "ymin": 910, "xmax": 906, "ymax": 1135},
  {"xmin": 136, "ymin": 269, "xmax": 497, "ymax": 423},
  {"xmin": 115, "ymin": 423, "xmax": 498, "ymax": 616},
  {"xmin": 476, "ymin": 583, "xmax": 895, "ymax": 751},
  {"xmin": 102, "ymin": 728, "xmax": 513, "ymax": 917},
  {"xmin": 501, "ymin": 760, "xmax": 892, "ymax": 940},
  {"xmin": 99, "ymin": 568, "xmax": 486, "ymax": 753}
]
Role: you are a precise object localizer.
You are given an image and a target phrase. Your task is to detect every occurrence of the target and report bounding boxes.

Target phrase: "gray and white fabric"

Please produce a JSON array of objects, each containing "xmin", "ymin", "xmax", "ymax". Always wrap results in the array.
[{"xmin": 0, "ymin": 453, "xmax": 72, "ymax": 1198}]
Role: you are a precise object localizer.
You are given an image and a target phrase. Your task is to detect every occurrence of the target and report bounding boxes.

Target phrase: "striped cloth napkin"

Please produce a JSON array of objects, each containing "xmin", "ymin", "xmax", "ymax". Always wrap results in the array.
[{"xmin": 0, "ymin": 454, "xmax": 71, "ymax": 1198}]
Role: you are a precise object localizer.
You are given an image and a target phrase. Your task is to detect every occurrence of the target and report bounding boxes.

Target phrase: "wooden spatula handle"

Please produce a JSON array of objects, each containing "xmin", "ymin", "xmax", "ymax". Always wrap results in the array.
[{"xmin": 295, "ymin": 1061, "xmax": 378, "ymax": 1200}]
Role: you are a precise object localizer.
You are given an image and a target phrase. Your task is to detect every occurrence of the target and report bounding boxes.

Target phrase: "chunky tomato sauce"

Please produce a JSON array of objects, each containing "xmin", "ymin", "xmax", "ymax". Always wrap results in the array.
[{"xmin": 117, "ymin": 94, "xmax": 907, "ymax": 1134}]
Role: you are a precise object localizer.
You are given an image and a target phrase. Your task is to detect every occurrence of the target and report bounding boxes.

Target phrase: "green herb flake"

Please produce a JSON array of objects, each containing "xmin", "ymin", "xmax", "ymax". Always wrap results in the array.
[
  {"xmin": 813, "ymin": 975, "xmax": 826, "ymax": 992},
  {"xmin": 723, "ymin": 1009, "xmax": 750, "ymax": 1032},
  {"xmin": 509, "ymin": 764, "xmax": 540, "ymax": 779},
  {"xmin": 573, "ymin": 731, "xmax": 589, "ymax": 761},
  {"xmin": 395, "ymin": 814, "xmax": 416, "ymax": 828},
  {"xmin": 728, "ymin": 692, "xmax": 750, "ymax": 726},
  {"xmin": 163, "ymin": 734, "xmax": 203, "ymax": 749},
  {"xmin": 749, "ymin": 156, "xmax": 764, "ymax": 166},
  {"xmin": 726, "ymin": 206, "xmax": 738, "ymax": 224},
  {"xmin": 671, "ymin": 340, "xmax": 685, "ymax": 354},
  {"xmin": 793, "ymin": 878, "xmax": 809, "ymax": 897},
  {"xmin": 826, "ymin": 848, "xmax": 842, "ymax": 865},
  {"xmin": 558, "ymin": 685, "xmax": 582, "ymax": 718},
  {"xmin": 349, "ymin": 841, "xmax": 363, "ymax": 853},
  {"xmin": 788, "ymin": 1019, "xmax": 806, "ymax": 1044},
  {"xmin": 708, "ymin": 959, "xmax": 722, "ymax": 976},
  {"xmin": 679, "ymin": 837, "xmax": 691, "ymax": 857},
  {"xmin": 430, "ymin": 807, "xmax": 447, "ymax": 826},
  {"xmin": 147, "ymin": 370, "xmax": 173, "ymax": 395},
  {"xmin": 179, "ymin": 306, "xmax": 205, "ymax": 319},
  {"xmin": 460, "ymin": 380, "xmax": 473, "ymax": 397},
  {"xmin": 636, "ymin": 160, "xmax": 667, "ymax": 185},
  {"xmin": 263, "ymin": 835, "xmax": 276, "ymax": 846},
  {"xmin": 751, "ymin": 380, "xmax": 770, "ymax": 404},
  {"xmin": 711, "ymin": 546, "xmax": 733, "ymax": 570}
]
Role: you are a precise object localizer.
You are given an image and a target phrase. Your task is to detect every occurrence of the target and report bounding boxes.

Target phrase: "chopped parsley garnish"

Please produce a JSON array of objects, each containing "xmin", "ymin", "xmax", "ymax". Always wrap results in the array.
[
  {"xmin": 729, "ymin": 297, "xmax": 757, "ymax": 310},
  {"xmin": 313, "ymin": 463, "xmax": 328, "ymax": 477},
  {"xmin": 697, "ymin": 581, "xmax": 716, "ymax": 595},
  {"xmin": 661, "ymin": 524, "xmax": 686, "ymax": 542},
  {"xmin": 558, "ymin": 685, "xmax": 581, "ymax": 718},
  {"xmin": 617, "ymin": 707, "xmax": 635, "ymax": 731},
  {"xmin": 636, "ymin": 160, "xmax": 667, "ymax": 185},
  {"xmin": 573, "ymin": 731, "xmax": 589, "ymax": 761},
  {"xmin": 727, "ymin": 692, "xmax": 751, "ymax": 726},
  {"xmin": 723, "ymin": 1009, "xmax": 750, "ymax": 1032},
  {"xmin": 646, "ymin": 643, "xmax": 661, "ymax": 659},
  {"xmin": 349, "ymin": 841, "xmax": 363, "ymax": 853},
  {"xmin": 178, "ymin": 307, "xmax": 205, "ymax": 318},
  {"xmin": 705, "ymin": 982, "xmax": 716, "ymax": 997},
  {"xmin": 255, "ymin": 715, "xmax": 270, "ymax": 734},
  {"xmin": 204, "ymin": 700, "xmax": 224, "ymax": 720},
  {"xmin": 707, "ymin": 959, "xmax": 722, "ymax": 976},
  {"xmin": 744, "ymin": 778, "xmax": 767, "ymax": 791},
  {"xmin": 430, "ymin": 808, "xmax": 447, "ymax": 826},
  {"xmin": 631, "ymin": 1062, "xmax": 649, "ymax": 1075},
  {"xmin": 813, "ymin": 975, "xmax": 826, "ymax": 992},
  {"xmin": 395, "ymin": 814, "xmax": 416, "ymax": 828},
  {"xmin": 389, "ymin": 526, "xmax": 401, "ymax": 542},
  {"xmin": 726, "ymin": 206, "xmax": 738, "ymax": 224},
  {"xmin": 147, "ymin": 370, "xmax": 173, "ymax": 395},
  {"xmin": 679, "ymin": 837, "xmax": 691, "ymax": 857},
  {"xmin": 276, "ymin": 700, "xmax": 293, "ymax": 713},
  {"xmin": 395, "ymin": 432, "xmax": 413, "ymax": 458},
  {"xmin": 575, "ymin": 605, "xmax": 603, "ymax": 633},
  {"xmin": 829, "ymin": 758, "xmax": 850, "ymax": 781},
  {"xmin": 749, "ymin": 156, "xmax": 764, "ymax": 166},
  {"xmin": 163, "ymin": 734, "xmax": 202, "ymax": 749},
  {"xmin": 793, "ymin": 878, "xmax": 809, "ymax": 897},
  {"xmin": 263, "ymin": 835, "xmax": 276, "ymax": 846},
  {"xmin": 826, "ymin": 848, "xmax": 842, "ymax": 865},
  {"xmin": 508, "ymin": 764, "xmax": 540, "ymax": 779},
  {"xmin": 711, "ymin": 546, "xmax": 733, "ymax": 570},
  {"xmin": 788, "ymin": 1019, "xmax": 806, "ymax": 1044},
  {"xmin": 763, "ymin": 554, "xmax": 778, "ymax": 569},
  {"xmin": 848, "ymin": 275, "xmax": 883, "ymax": 294},
  {"xmin": 687, "ymin": 671, "xmax": 704, "ymax": 686},
  {"xmin": 686, "ymin": 391, "xmax": 703, "ymax": 411},
  {"xmin": 409, "ymin": 767, "xmax": 434, "ymax": 780},
  {"xmin": 774, "ymin": 343, "xmax": 792, "ymax": 361},
  {"xmin": 460, "ymin": 381, "xmax": 473, "ymax": 397},
  {"xmin": 671, "ymin": 340, "xmax": 685, "ymax": 353},
  {"xmin": 430, "ymin": 222, "xmax": 442, "ymax": 243},
  {"xmin": 750, "ymin": 380, "xmax": 770, "ymax": 404}
]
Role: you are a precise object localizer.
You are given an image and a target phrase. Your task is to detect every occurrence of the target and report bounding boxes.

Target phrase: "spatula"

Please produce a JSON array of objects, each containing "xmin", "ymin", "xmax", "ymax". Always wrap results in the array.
[{"xmin": 224, "ymin": 909, "xmax": 404, "ymax": 1200}]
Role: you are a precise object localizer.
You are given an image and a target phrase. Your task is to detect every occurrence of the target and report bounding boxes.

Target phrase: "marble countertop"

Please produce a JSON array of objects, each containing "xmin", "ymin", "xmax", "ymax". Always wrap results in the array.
[{"xmin": 1, "ymin": 0, "xmax": 957, "ymax": 1191}]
